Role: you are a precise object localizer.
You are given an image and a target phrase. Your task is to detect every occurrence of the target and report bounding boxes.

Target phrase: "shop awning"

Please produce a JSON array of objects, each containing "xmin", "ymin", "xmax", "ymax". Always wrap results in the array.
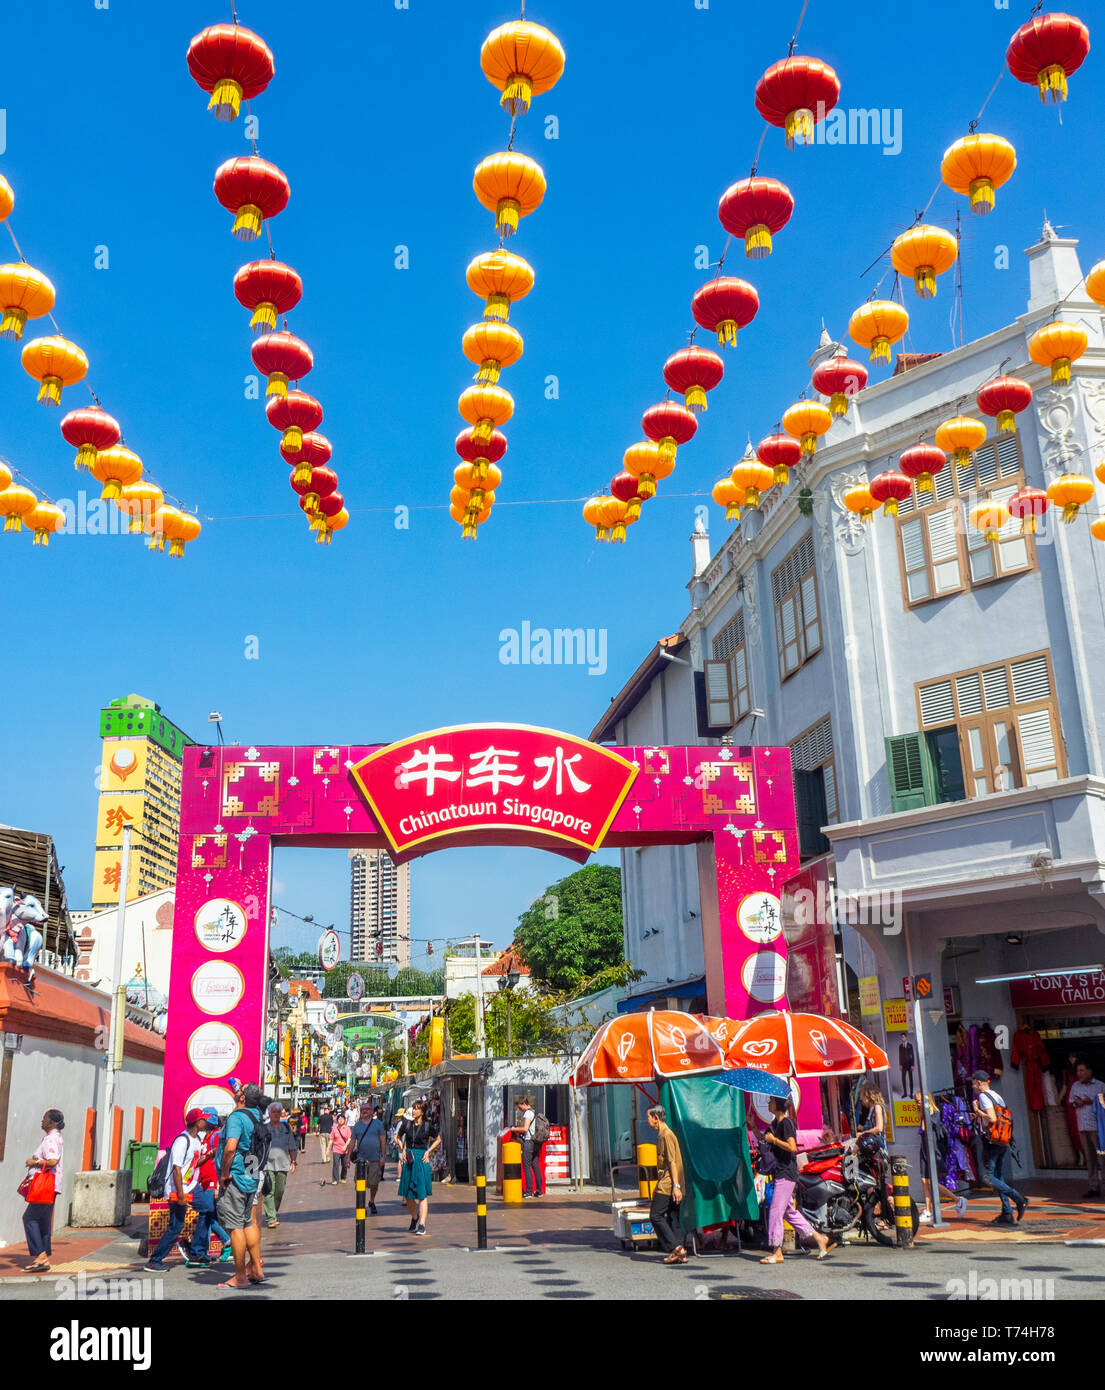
[
  {"xmin": 0, "ymin": 823, "xmax": 77, "ymax": 962},
  {"xmin": 616, "ymin": 978, "xmax": 707, "ymax": 1014}
]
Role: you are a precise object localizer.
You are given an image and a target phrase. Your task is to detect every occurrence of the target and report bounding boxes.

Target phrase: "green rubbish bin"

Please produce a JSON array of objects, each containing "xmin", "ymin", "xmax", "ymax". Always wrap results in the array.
[{"xmin": 127, "ymin": 1140, "xmax": 158, "ymax": 1200}]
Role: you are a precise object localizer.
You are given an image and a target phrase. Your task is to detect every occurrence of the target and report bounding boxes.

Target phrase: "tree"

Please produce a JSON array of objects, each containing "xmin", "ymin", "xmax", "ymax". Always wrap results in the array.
[
  {"xmin": 513, "ymin": 863, "xmax": 624, "ymax": 991},
  {"xmin": 444, "ymin": 990, "xmax": 565, "ymax": 1059},
  {"xmin": 320, "ymin": 963, "xmax": 444, "ymax": 999}
]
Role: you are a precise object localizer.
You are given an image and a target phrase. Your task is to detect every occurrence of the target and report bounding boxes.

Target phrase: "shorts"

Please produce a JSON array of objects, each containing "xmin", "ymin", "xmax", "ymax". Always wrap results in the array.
[
  {"xmin": 216, "ymin": 1182, "xmax": 260, "ymax": 1230},
  {"xmin": 362, "ymin": 1161, "xmax": 382, "ymax": 1187}
]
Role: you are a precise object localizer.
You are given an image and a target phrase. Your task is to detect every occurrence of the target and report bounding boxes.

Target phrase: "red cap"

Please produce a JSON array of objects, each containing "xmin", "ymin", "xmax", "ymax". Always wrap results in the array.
[{"xmin": 185, "ymin": 1108, "xmax": 207, "ymax": 1126}]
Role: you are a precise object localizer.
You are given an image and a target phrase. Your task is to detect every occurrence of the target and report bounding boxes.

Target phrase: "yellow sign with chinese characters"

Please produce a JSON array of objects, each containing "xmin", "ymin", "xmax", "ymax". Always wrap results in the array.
[
  {"xmin": 858, "ymin": 976, "xmax": 881, "ymax": 1017},
  {"xmin": 91, "ymin": 848, "xmax": 142, "ymax": 905},
  {"xmin": 95, "ymin": 794, "xmax": 148, "ymax": 847},
  {"xmin": 883, "ymin": 998, "xmax": 909, "ymax": 1032}
]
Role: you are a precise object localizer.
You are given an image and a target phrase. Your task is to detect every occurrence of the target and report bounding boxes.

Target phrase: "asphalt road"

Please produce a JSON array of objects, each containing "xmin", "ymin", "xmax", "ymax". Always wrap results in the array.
[{"xmin": 6, "ymin": 1238, "xmax": 1102, "ymax": 1302}]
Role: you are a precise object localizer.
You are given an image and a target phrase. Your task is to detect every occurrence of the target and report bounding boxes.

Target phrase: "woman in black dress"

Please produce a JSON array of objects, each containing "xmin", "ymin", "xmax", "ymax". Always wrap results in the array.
[{"xmin": 397, "ymin": 1100, "xmax": 441, "ymax": 1235}]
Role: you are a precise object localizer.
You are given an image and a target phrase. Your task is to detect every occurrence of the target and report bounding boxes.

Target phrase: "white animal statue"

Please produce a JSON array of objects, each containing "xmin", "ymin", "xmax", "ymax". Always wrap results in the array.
[{"xmin": 1, "ymin": 887, "xmax": 46, "ymax": 981}]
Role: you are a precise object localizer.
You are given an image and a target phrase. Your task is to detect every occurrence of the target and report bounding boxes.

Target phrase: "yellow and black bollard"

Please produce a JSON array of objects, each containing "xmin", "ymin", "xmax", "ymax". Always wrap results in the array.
[
  {"xmin": 355, "ymin": 1159, "xmax": 367, "ymax": 1254},
  {"xmin": 891, "ymin": 1153, "xmax": 913, "ymax": 1249},
  {"xmin": 502, "ymin": 1139, "xmax": 523, "ymax": 1204},
  {"xmin": 475, "ymin": 1156, "xmax": 487, "ymax": 1250},
  {"xmin": 637, "ymin": 1142, "xmax": 658, "ymax": 1201}
]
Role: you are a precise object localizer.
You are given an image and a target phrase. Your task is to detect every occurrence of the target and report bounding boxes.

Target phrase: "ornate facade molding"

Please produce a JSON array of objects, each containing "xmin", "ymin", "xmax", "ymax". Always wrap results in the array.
[
  {"xmin": 829, "ymin": 466, "xmax": 872, "ymax": 556},
  {"xmin": 1035, "ymin": 385, "xmax": 1083, "ymax": 479}
]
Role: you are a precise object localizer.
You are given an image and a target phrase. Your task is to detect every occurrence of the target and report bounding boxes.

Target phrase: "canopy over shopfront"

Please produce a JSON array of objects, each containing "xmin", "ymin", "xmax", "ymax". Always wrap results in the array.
[{"xmin": 0, "ymin": 823, "xmax": 77, "ymax": 962}]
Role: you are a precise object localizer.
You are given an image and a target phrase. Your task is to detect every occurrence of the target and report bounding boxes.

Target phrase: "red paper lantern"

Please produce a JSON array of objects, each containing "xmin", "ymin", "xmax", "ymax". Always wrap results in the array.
[
  {"xmin": 1009, "ymin": 486, "xmax": 1050, "ymax": 534},
  {"xmin": 717, "ymin": 176, "xmax": 794, "ymax": 259},
  {"xmin": 662, "ymin": 347, "xmax": 724, "ymax": 413},
  {"xmin": 898, "ymin": 443, "xmax": 946, "ymax": 495},
  {"xmin": 214, "ymin": 157, "xmax": 290, "ymax": 241},
  {"xmin": 187, "ymin": 24, "xmax": 275, "ymax": 122},
  {"xmin": 290, "ymin": 464, "xmax": 338, "ymax": 515},
  {"xmin": 233, "ymin": 259, "xmax": 302, "ymax": 334},
  {"xmin": 280, "ymin": 429, "xmax": 331, "ymax": 482},
  {"xmin": 755, "ymin": 56, "xmax": 841, "ymax": 147},
  {"xmin": 1006, "ymin": 12, "xmax": 1090, "ymax": 103},
  {"xmin": 691, "ymin": 276, "xmax": 759, "ymax": 348},
  {"xmin": 976, "ymin": 374, "xmax": 1033, "ymax": 433},
  {"xmin": 641, "ymin": 402, "xmax": 698, "ymax": 459},
  {"xmin": 812, "ymin": 350, "xmax": 868, "ymax": 417},
  {"xmin": 869, "ymin": 470, "xmax": 913, "ymax": 517},
  {"xmin": 610, "ymin": 470, "xmax": 647, "ymax": 522},
  {"xmin": 59, "ymin": 406, "xmax": 121, "ymax": 472},
  {"xmin": 756, "ymin": 433, "xmax": 802, "ymax": 487},
  {"xmin": 251, "ymin": 331, "xmax": 313, "ymax": 398},
  {"xmin": 266, "ymin": 390, "xmax": 322, "ymax": 454}
]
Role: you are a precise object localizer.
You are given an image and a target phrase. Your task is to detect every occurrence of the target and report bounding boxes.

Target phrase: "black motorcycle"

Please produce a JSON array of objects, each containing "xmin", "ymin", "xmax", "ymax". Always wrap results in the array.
[{"xmin": 756, "ymin": 1135, "xmax": 920, "ymax": 1249}]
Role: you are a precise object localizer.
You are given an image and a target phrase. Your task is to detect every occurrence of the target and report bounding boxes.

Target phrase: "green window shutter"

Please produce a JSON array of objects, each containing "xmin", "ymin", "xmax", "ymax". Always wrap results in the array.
[{"xmin": 886, "ymin": 733, "xmax": 935, "ymax": 811}]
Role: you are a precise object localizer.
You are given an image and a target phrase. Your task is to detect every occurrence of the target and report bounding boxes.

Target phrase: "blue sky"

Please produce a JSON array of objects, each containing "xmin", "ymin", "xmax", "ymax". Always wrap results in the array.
[{"xmin": 1, "ymin": 0, "xmax": 1097, "ymax": 963}]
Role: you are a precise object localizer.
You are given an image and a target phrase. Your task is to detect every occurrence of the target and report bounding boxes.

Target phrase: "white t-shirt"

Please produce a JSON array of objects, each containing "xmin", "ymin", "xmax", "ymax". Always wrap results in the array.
[
  {"xmin": 168, "ymin": 1131, "xmax": 201, "ymax": 1196},
  {"xmin": 1068, "ymin": 1079, "xmax": 1105, "ymax": 1132},
  {"xmin": 519, "ymin": 1107, "xmax": 534, "ymax": 1139}
]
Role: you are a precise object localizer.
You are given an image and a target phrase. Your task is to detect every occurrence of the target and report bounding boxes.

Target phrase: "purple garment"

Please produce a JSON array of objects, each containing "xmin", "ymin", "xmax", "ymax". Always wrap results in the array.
[
  {"xmin": 767, "ymin": 1178, "xmax": 816, "ymax": 1248},
  {"xmin": 940, "ymin": 1100, "xmax": 970, "ymax": 1191}
]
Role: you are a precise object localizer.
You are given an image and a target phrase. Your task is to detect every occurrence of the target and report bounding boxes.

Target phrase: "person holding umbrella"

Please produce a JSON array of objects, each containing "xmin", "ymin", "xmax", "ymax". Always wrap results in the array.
[{"xmin": 760, "ymin": 1096, "xmax": 833, "ymax": 1264}]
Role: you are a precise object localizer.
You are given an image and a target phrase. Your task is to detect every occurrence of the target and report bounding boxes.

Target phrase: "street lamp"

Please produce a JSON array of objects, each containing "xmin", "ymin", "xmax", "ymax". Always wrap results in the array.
[
  {"xmin": 208, "ymin": 711, "xmax": 225, "ymax": 746},
  {"xmin": 496, "ymin": 963, "xmax": 521, "ymax": 1056}
]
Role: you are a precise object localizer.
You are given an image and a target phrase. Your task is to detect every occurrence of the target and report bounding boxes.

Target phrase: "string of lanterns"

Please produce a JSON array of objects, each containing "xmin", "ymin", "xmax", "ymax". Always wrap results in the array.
[
  {"xmin": 707, "ymin": 7, "xmax": 1098, "ymax": 549},
  {"xmin": 584, "ymin": 6, "xmax": 841, "ymax": 544},
  {"xmin": 186, "ymin": 16, "xmax": 348, "ymax": 546},
  {"xmin": 0, "ymin": 175, "xmax": 201, "ymax": 553},
  {"xmin": 449, "ymin": 13, "xmax": 565, "ymax": 540}
]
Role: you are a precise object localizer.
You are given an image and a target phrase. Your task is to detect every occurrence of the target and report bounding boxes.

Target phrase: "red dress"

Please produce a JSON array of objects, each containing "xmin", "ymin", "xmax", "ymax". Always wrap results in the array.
[
  {"xmin": 1061, "ymin": 1067, "xmax": 1083, "ymax": 1150},
  {"xmin": 1010, "ymin": 1027, "xmax": 1049, "ymax": 1111}
]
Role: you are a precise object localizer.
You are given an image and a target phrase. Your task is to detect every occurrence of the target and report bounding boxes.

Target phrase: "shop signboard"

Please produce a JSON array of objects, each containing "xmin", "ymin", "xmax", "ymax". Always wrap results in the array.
[
  {"xmin": 893, "ymin": 1098, "xmax": 921, "ymax": 1130},
  {"xmin": 1008, "ymin": 969, "xmax": 1105, "ymax": 1010},
  {"xmin": 858, "ymin": 976, "xmax": 881, "ymax": 1018},
  {"xmin": 883, "ymin": 998, "xmax": 909, "ymax": 1032}
]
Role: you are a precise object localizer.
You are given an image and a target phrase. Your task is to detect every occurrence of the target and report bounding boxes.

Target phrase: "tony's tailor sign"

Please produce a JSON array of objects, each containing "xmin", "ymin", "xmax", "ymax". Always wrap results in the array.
[{"xmin": 349, "ymin": 723, "xmax": 639, "ymax": 863}]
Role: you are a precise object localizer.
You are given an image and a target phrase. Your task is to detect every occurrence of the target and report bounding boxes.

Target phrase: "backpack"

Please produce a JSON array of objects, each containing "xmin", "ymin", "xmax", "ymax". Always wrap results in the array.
[
  {"xmin": 981, "ymin": 1091, "xmax": 1013, "ymax": 1147},
  {"xmin": 532, "ymin": 1113, "xmax": 550, "ymax": 1144},
  {"xmin": 245, "ymin": 1109, "xmax": 273, "ymax": 1182},
  {"xmin": 147, "ymin": 1132, "xmax": 186, "ymax": 1199}
]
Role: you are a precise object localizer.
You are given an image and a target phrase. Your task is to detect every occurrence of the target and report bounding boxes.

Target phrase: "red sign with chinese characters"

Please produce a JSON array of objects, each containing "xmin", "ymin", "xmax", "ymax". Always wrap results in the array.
[{"xmin": 349, "ymin": 723, "xmax": 639, "ymax": 863}]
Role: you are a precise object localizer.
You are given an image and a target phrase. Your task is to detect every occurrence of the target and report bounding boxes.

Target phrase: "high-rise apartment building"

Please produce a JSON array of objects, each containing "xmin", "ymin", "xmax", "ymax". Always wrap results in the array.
[
  {"xmin": 91, "ymin": 694, "xmax": 193, "ymax": 907},
  {"xmin": 348, "ymin": 849, "xmax": 410, "ymax": 966}
]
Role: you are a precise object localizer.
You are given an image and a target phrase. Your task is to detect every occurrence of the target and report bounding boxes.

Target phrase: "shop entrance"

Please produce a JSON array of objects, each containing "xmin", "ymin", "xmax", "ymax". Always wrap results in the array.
[{"xmin": 159, "ymin": 723, "xmax": 800, "ymax": 1141}]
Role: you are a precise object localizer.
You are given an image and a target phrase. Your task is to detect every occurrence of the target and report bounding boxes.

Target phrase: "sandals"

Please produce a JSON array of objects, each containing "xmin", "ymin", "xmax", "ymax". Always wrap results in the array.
[
  {"xmin": 25, "ymin": 1261, "xmax": 50, "ymax": 1273},
  {"xmin": 759, "ymin": 1254, "xmax": 784, "ymax": 1264},
  {"xmin": 663, "ymin": 1247, "xmax": 688, "ymax": 1265},
  {"xmin": 815, "ymin": 1242, "xmax": 836, "ymax": 1261}
]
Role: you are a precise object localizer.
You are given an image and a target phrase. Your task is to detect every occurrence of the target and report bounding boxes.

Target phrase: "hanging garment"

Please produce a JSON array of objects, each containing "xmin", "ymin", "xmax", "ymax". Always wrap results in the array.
[
  {"xmin": 1010, "ymin": 1027, "xmax": 1049, "ymax": 1110},
  {"xmin": 940, "ymin": 1099, "xmax": 971, "ymax": 1192},
  {"xmin": 977, "ymin": 1024, "xmax": 1002, "ymax": 1078},
  {"xmin": 955, "ymin": 1025, "xmax": 969, "ymax": 1079},
  {"xmin": 1041, "ymin": 1069, "xmax": 1059, "ymax": 1108},
  {"xmin": 967, "ymin": 1025, "xmax": 981, "ymax": 1075},
  {"xmin": 1062, "ymin": 1068, "xmax": 1083, "ymax": 1152}
]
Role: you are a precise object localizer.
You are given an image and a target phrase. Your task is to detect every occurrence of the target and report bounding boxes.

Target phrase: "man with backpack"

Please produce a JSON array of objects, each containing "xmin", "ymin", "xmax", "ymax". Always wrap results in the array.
[
  {"xmin": 144, "ymin": 1108, "xmax": 204, "ymax": 1272},
  {"xmin": 971, "ymin": 1069, "xmax": 1028, "ymax": 1227},
  {"xmin": 216, "ymin": 1082, "xmax": 269, "ymax": 1288},
  {"xmin": 514, "ymin": 1096, "xmax": 549, "ymax": 1198}
]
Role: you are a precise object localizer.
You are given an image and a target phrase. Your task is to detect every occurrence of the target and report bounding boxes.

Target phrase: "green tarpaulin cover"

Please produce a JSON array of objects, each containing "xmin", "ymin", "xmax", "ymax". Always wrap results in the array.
[{"xmin": 659, "ymin": 1075, "xmax": 759, "ymax": 1231}]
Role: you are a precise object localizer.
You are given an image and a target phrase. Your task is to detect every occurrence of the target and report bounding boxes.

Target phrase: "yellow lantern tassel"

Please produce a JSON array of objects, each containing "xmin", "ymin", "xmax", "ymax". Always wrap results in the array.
[
  {"xmin": 913, "ymin": 267, "xmax": 937, "ymax": 298},
  {"xmin": 744, "ymin": 486, "xmax": 762, "ymax": 508},
  {"xmin": 209, "ymin": 76, "xmax": 244, "ymax": 121},
  {"xmin": 3, "ymin": 516, "xmax": 21, "ymax": 532},
  {"xmin": 800, "ymin": 433, "xmax": 818, "ymax": 458},
  {"xmin": 147, "ymin": 533, "xmax": 165, "ymax": 551},
  {"xmin": 916, "ymin": 474, "xmax": 933, "ymax": 493},
  {"xmin": 785, "ymin": 107, "xmax": 815, "ymax": 147},
  {"xmin": 232, "ymin": 203, "xmax": 263, "ymax": 240},
  {"xmin": 829, "ymin": 392, "xmax": 848, "ymax": 417},
  {"xmin": 0, "ymin": 307, "xmax": 28, "ymax": 341},
  {"xmin": 610, "ymin": 522, "xmax": 627, "ymax": 544},
  {"xmin": 266, "ymin": 372, "xmax": 289, "ymax": 398},
  {"xmin": 471, "ymin": 418, "xmax": 494, "ymax": 444},
  {"xmin": 868, "ymin": 337, "xmax": 891, "ymax": 364},
  {"xmin": 99, "ymin": 480, "xmax": 122, "ymax": 501},
  {"xmin": 75, "ymin": 443, "xmax": 97, "ymax": 472},
  {"xmin": 462, "ymin": 519, "xmax": 478, "ymax": 539},
  {"xmin": 470, "ymin": 458, "xmax": 490, "ymax": 482},
  {"xmin": 725, "ymin": 503, "xmax": 741, "ymax": 522},
  {"xmin": 128, "ymin": 515, "xmax": 144, "ymax": 535},
  {"xmin": 968, "ymin": 178, "xmax": 995, "ymax": 215},
  {"xmin": 484, "ymin": 294, "xmax": 510, "ymax": 322},
  {"xmin": 501, "ymin": 73, "xmax": 533, "ymax": 116},
  {"xmin": 304, "ymin": 492, "xmax": 320, "ymax": 513},
  {"xmin": 293, "ymin": 459, "xmax": 313, "ymax": 485},
  {"xmin": 33, "ymin": 530, "xmax": 49, "ymax": 546},
  {"xmin": 282, "ymin": 426, "xmax": 304, "ymax": 453},
  {"xmin": 883, "ymin": 499, "xmax": 900, "ymax": 518},
  {"xmin": 953, "ymin": 448, "xmax": 972, "ymax": 469},
  {"xmin": 595, "ymin": 525, "xmax": 610, "ymax": 542},
  {"xmin": 716, "ymin": 320, "xmax": 739, "ymax": 347},
  {"xmin": 996, "ymin": 410, "xmax": 1016, "ymax": 432},
  {"xmin": 1050, "ymin": 358, "xmax": 1072, "ymax": 385},
  {"xmin": 1062, "ymin": 502, "xmax": 1081, "ymax": 523},
  {"xmin": 625, "ymin": 498, "xmax": 642, "ymax": 522},
  {"xmin": 1020, "ymin": 515, "xmax": 1040, "ymax": 535},
  {"xmin": 496, "ymin": 199, "xmax": 521, "ymax": 236},
  {"xmin": 635, "ymin": 473, "xmax": 657, "ymax": 500},
  {"xmin": 37, "ymin": 375, "xmax": 63, "ymax": 406},
  {"xmin": 656, "ymin": 437, "xmax": 678, "ymax": 461},
  {"xmin": 1037, "ymin": 64, "xmax": 1068, "ymax": 102},
  {"xmin": 773, "ymin": 465, "xmax": 791, "ymax": 486},
  {"xmin": 685, "ymin": 386, "xmax": 708, "ymax": 413},
  {"xmin": 476, "ymin": 359, "xmax": 501, "ymax": 384},
  {"xmin": 744, "ymin": 224, "xmax": 772, "ymax": 259},
  {"xmin": 168, "ymin": 538, "xmax": 186, "ymax": 557},
  {"xmin": 250, "ymin": 301, "xmax": 277, "ymax": 333}
]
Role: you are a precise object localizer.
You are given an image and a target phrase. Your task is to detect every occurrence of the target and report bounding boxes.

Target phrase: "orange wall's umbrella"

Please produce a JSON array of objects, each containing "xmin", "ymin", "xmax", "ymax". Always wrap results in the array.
[{"xmin": 724, "ymin": 1012, "xmax": 889, "ymax": 1078}]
